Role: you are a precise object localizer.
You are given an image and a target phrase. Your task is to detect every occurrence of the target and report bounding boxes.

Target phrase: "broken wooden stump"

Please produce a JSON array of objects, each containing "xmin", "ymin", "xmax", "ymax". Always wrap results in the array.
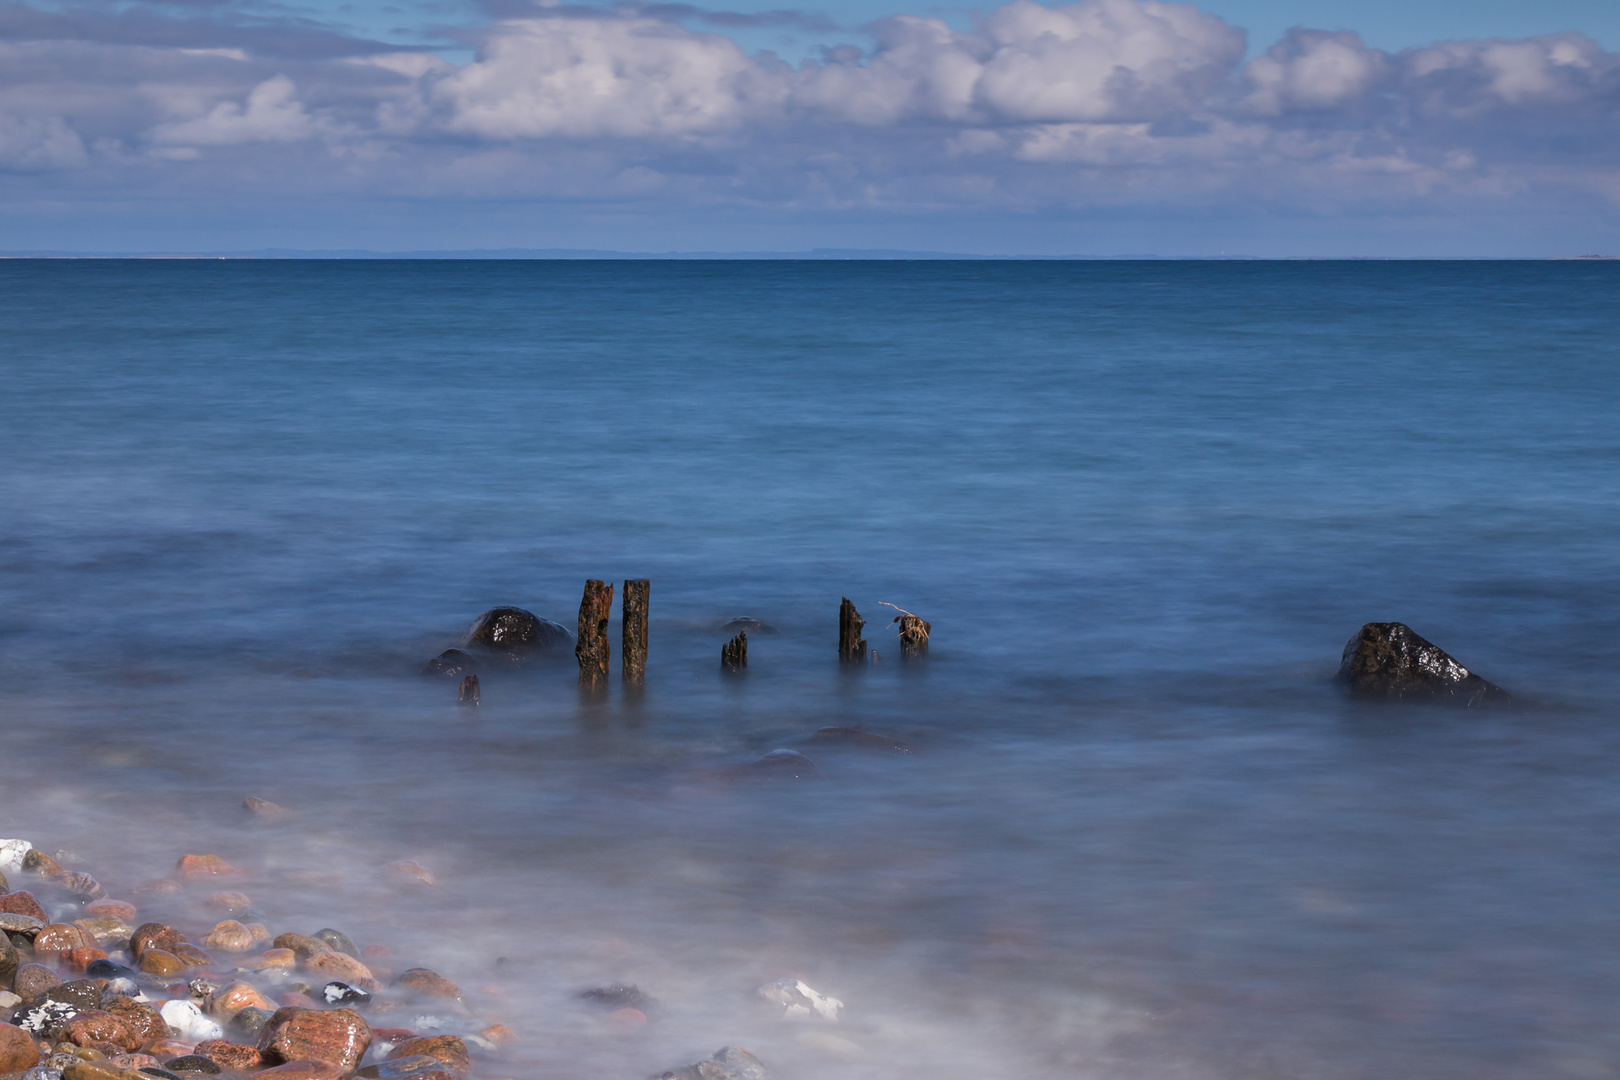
[
  {"xmin": 722, "ymin": 631, "xmax": 747, "ymax": 672},
  {"xmin": 458, "ymin": 674, "xmax": 480, "ymax": 707},
  {"xmin": 896, "ymin": 612, "xmax": 930, "ymax": 660},
  {"xmin": 622, "ymin": 578, "xmax": 649, "ymax": 685},
  {"xmin": 576, "ymin": 579, "xmax": 614, "ymax": 690},
  {"xmin": 838, "ymin": 597, "xmax": 867, "ymax": 666}
]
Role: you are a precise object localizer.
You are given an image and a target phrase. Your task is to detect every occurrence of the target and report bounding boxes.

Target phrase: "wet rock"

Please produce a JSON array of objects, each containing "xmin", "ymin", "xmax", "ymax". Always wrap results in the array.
[
  {"xmin": 44, "ymin": 979, "xmax": 103, "ymax": 1013},
  {"xmin": 384, "ymin": 1036, "xmax": 468, "ymax": 1075},
  {"xmin": 0, "ymin": 988, "xmax": 19, "ymax": 1011},
  {"xmin": 74, "ymin": 918, "xmax": 134, "ymax": 949},
  {"xmin": 61, "ymin": 1011, "xmax": 140, "ymax": 1052},
  {"xmin": 174, "ymin": 856, "xmax": 241, "ymax": 882},
  {"xmin": 23, "ymin": 851, "xmax": 64, "ymax": 878},
  {"xmin": 1, "ymin": 912, "xmax": 45, "ymax": 934},
  {"xmin": 1338, "ymin": 623, "xmax": 1510, "ymax": 706},
  {"xmin": 161, "ymin": 1057, "xmax": 220, "ymax": 1075},
  {"xmin": 68, "ymin": 948, "xmax": 109, "ymax": 973},
  {"xmin": 272, "ymin": 934, "xmax": 330, "ymax": 961},
  {"xmin": 381, "ymin": 862, "xmax": 435, "ymax": 887},
  {"xmin": 304, "ymin": 951, "xmax": 377, "ymax": 992},
  {"xmin": 32, "ymin": 924, "xmax": 93, "ymax": 962},
  {"xmin": 201, "ymin": 922, "xmax": 254, "ymax": 954},
  {"xmin": 205, "ymin": 981, "xmax": 273, "ymax": 1018},
  {"xmin": 392, "ymin": 970, "xmax": 461, "ymax": 1001},
  {"xmin": 0, "ymin": 1020, "xmax": 42, "ymax": 1073},
  {"xmin": 82, "ymin": 902, "xmax": 137, "ymax": 924},
  {"xmin": 139, "ymin": 1069, "xmax": 181, "ymax": 1080},
  {"xmin": 277, "ymin": 992, "xmax": 320, "ymax": 1011},
  {"xmin": 420, "ymin": 650, "xmax": 478, "ymax": 679},
  {"xmin": 466, "ymin": 607, "xmax": 573, "ymax": 654},
  {"xmin": 607, "ymin": 1007, "xmax": 646, "ymax": 1030},
  {"xmin": 157, "ymin": 1000, "xmax": 221, "ymax": 1044},
  {"xmin": 101, "ymin": 997, "xmax": 169, "ymax": 1047},
  {"xmin": 130, "ymin": 925, "xmax": 186, "ymax": 960},
  {"xmin": 243, "ymin": 798, "xmax": 292, "ymax": 822},
  {"xmin": 311, "ymin": 930, "xmax": 359, "ymax": 960},
  {"xmin": 321, "ymin": 982, "xmax": 370, "ymax": 1006},
  {"xmin": 191, "ymin": 1041, "xmax": 262, "ymax": 1071},
  {"xmin": 14, "ymin": 963, "xmax": 61, "ymax": 999},
  {"xmin": 138, "ymin": 951, "xmax": 185, "ymax": 979},
  {"xmin": 720, "ymin": 617, "xmax": 778, "ymax": 635},
  {"xmin": 252, "ymin": 1061, "xmax": 346, "ymax": 1080},
  {"xmin": 237, "ymin": 948, "xmax": 295, "ymax": 971},
  {"xmin": 756, "ymin": 978, "xmax": 843, "ymax": 1020},
  {"xmin": 807, "ymin": 727, "xmax": 914, "ymax": 753},
  {"xmin": 85, "ymin": 959, "xmax": 137, "ymax": 981},
  {"xmin": 256, "ymin": 1007, "xmax": 372, "ymax": 1070},
  {"xmin": 51, "ymin": 874, "xmax": 106, "ymax": 904},
  {"xmin": 21, "ymin": 1068, "xmax": 61, "ymax": 1080},
  {"xmin": 577, "ymin": 985, "xmax": 650, "ymax": 1010},
  {"xmin": 474, "ymin": 1024, "xmax": 514, "ymax": 1048},
  {"xmin": 0, "ymin": 892, "xmax": 49, "ymax": 922},
  {"xmin": 0, "ymin": 840, "xmax": 34, "ymax": 876},
  {"xmin": 229, "ymin": 1007, "xmax": 273, "ymax": 1040},
  {"xmin": 1, "ymin": 927, "xmax": 16, "ymax": 986},
  {"xmin": 16, "ymin": 999, "xmax": 78, "ymax": 1038},
  {"xmin": 739, "ymin": 750, "xmax": 818, "ymax": 780},
  {"xmin": 353, "ymin": 1054, "xmax": 452, "ymax": 1080},
  {"xmin": 657, "ymin": 1046, "xmax": 768, "ymax": 1080},
  {"xmin": 130, "ymin": 882, "xmax": 180, "ymax": 899},
  {"xmin": 205, "ymin": 893, "xmax": 252, "ymax": 916},
  {"xmin": 109, "ymin": 1055, "xmax": 157, "ymax": 1074}
]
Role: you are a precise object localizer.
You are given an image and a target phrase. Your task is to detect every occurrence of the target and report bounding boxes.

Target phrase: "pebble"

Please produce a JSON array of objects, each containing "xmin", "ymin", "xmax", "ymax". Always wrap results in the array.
[
  {"xmin": 54, "ymin": 873, "xmax": 107, "ymax": 903},
  {"xmin": 201, "ymin": 922, "xmax": 255, "ymax": 953},
  {"xmin": 168, "ymin": 944, "xmax": 211, "ymax": 969},
  {"xmin": 22, "ymin": 851, "xmax": 63, "ymax": 878},
  {"xmin": 173, "ymin": 856, "xmax": 241, "ymax": 882},
  {"xmin": 757, "ymin": 979, "xmax": 844, "ymax": 1020},
  {"xmin": 158, "ymin": 1000, "xmax": 223, "ymax": 1043},
  {"xmin": 46, "ymin": 979, "xmax": 104, "ymax": 1013},
  {"xmin": 237, "ymin": 948, "xmax": 295, "ymax": 971},
  {"xmin": 205, "ymin": 981, "xmax": 273, "ymax": 1017},
  {"xmin": 607, "ymin": 1008, "xmax": 646, "ymax": 1030},
  {"xmin": 0, "ymin": 892, "xmax": 50, "ymax": 921},
  {"xmin": 0, "ymin": 1020, "xmax": 41, "ymax": 1073},
  {"xmin": 229, "ymin": 1006, "xmax": 274, "ymax": 1040},
  {"xmin": 242, "ymin": 798, "xmax": 293, "ymax": 822},
  {"xmin": 304, "ymin": 951, "xmax": 378, "ymax": 991},
  {"xmin": 0, "ymin": 912, "xmax": 46, "ymax": 933},
  {"xmin": 272, "ymin": 934, "xmax": 330, "ymax": 961},
  {"xmin": 74, "ymin": 918, "xmax": 135, "ymax": 948},
  {"xmin": 191, "ymin": 1041, "xmax": 263, "ymax": 1071},
  {"xmin": 385, "ymin": 1036, "xmax": 469, "ymax": 1075},
  {"xmin": 578, "ymin": 984, "xmax": 649, "ymax": 1009},
  {"xmin": 130, "ymin": 882, "xmax": 180, "ymax": 898},
  {"xmin": 252, "ymin": 1062, "xmax": 346, "ymax": 1080},
  {"xmin": 476, "ymin": 1025, "xmax": 515, "ymax": 1047},
  {"xmin": 60, "ymin": 1011, "xmax": 140, "ymax": 1052},
  {"xmin": 83, "ymin": 957, "xmax": 136, "ymax": 979},
  {"xmin": 14, "ymin": 963, "xmax": 62, "ymax": 998},
  {"xmin": 34, "ymin": 924, "xmax": 94, "ymax": 961},
  {"xmin": 102, "ymin": 998, "xmax": 169, "ymax": 1047},
  {"xmin": 68, "ymin": 948, "xmax": 111, "ymax": 973},
  {"xmin": 352, "ymin": 1055, "xmax": 446, "ymax": 1080},
  {"xmin": 322, "ymin": 982, "xmax": 371, "ymax": 1006},
  {"xmin": 130, "ymin": 924, "xmax": 186, "ymax": 959},
  {"xmin": 657, "ymin": 1046, "xmax": 769, "ymax": 1080},
  {"xmin": 312, "ymin": 929, "xmax": 359, "ymax": 959},
  {"xmin": 162, "ymin": 1056, "xmax": 220, "ymax": 1075},
  {"xmin": 16, "ymin": 999, "xmax": 78, "ymax": 1037},
  {"xmin": 139, "ymin": 951, "xmax": 185, "ymax": 979},
  {"xmin": 0, "ymin": 989, "xmax": 20, "ymax": 1009},
  {"xmin": 393, "ymin": 969, "xmax": 462, "ymax": 1001},
  {"xmin": 0, "ymin": 839, "xmax": 33, "ymax": 875},
  {"xmin": 204, "ymin": 893, "xmax": 252, "ymax": 915},
  {"xmin": 0, "ymin": 931, "xmax": 16, "ymax": 987},
  {"xmin": 257, "ymin": 1008, "xmax": 373, "ymax": 1070},
  {"xmin": 82, "ymin": 902, "xmax": 137, "ymax": 923}
]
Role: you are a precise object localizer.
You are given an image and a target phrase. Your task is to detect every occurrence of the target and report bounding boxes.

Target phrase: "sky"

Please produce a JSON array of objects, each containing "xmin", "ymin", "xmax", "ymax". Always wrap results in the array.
[{"xmin": 1, "ymin": 0, "xmax": 1618, "ymax": 255}]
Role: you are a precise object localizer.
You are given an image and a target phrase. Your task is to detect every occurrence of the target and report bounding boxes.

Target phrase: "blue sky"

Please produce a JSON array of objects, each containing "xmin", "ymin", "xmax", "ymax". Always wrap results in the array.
[{"xmin": 1, "ymin": 0, "xmax": 1618, "ymax": 255}]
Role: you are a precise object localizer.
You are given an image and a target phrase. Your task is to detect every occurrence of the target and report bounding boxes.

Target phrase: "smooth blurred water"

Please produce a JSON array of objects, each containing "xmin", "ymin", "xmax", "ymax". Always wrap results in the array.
[{"xmin": 1, "ymin": 260, "xmax": 1618, "ymax": 1080}]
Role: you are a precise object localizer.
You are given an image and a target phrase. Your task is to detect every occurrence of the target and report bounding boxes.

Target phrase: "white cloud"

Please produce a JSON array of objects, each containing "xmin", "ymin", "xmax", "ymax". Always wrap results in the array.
[
  {"xmin": 0, "ymin": 113, "xmax": 89, "ymax": 170},
  {"xmin": 150, "ymin": 75, "xmax": 316, "ymax": 145}
]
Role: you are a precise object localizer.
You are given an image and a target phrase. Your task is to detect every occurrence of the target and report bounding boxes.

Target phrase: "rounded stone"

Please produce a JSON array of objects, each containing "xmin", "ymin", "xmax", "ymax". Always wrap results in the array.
[
  {"xmin": 200, "ymin": 922, "xmax": 254, "ymax": 954},
  {"xmin": 60, "ymin": 1011, "xmax": 139, "ymax": 1052},
  {"xmin": 33, "ymin": 925, "xmax": 94, "ymax": 962},
  {"xmin": 173, "ymin": 856, "xmax": 241, "ymax": 882},
  {"xmin": 81, "ymin": 901, "xmax": 137, "ymax": 924},
  {"xmin": 14, "ymin": 963, "xmax": 62, "ymax": 999},
  {"xmin": 102, "ymin": 997, "xmax": 170, "ymax": 1048},
  {"xmin": 192, "ymin": 1041, "xmax": 262, "ymax": 1071},
  {"xmin": 0, "ymin": 1021, "xmax": 42, "ymax": 1074},
  {"xmin": 464, "ymin": 607, "xmax": 572, "ymax": 656},
  {"xmin": 139, "ymin": 950, "xmax": 185, "ymax": 978},
  {"xmin": 163, "ymin": 1055, "xmax": 221, "ymax": 1074},
  {"xmin": 271, "ymin": 935, "xmax": 329, "ymax": 961},
  {"xmin": 129, "ymin": 925, "xmax": 185, "ymax": 960},
  {"xmin": 0, "ymin": 892, "xmax": 49, "ymax": 921},
  {"xmin": 311, "ymin": 930, "xmax": 358, "ymax": 960},
  {"xmin": 392, "ymin": 970, "xmax": 461, "ymax": 1001},
  {"xmin": 46, "ymin": 980, "xmax": 103, "ymax": 1013},
  {"xmin": 384, "ymin": 1037, "xmax": 469, "ymax": 1075},
  {"xmin": 256, "ymin": 1007, "xmax": 372, "ymax": 1071}
]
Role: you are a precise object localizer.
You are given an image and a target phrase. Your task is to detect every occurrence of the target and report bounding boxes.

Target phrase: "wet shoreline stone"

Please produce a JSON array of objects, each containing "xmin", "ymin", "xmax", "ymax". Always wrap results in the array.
[{"xmin": 1338, "ymin": 622, "xmax": 1510, "ymax": 706}]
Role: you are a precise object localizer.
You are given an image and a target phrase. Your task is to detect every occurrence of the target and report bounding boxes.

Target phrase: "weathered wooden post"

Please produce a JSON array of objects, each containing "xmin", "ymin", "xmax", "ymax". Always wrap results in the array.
[
  {"xmin": 897, "ymin": 612, "xmax": 930, "ymax": 660},
  {"xmin": 838, "ymin": 597, "xmax": 867, "ymax": 665},
  {"xmin": 458, "ymin": 674, "xmax": 481, "ymax": 707},
  {"xmin": 721, "ymin": 631, "xmax": 747, "ymax": 672},
  {"xmin": 622, "ymin": 579, "xmax": 649, "ymax": 685},
  {"xmin": 576, "ymin": 579, "xmax": 613, "ymax": 690}
]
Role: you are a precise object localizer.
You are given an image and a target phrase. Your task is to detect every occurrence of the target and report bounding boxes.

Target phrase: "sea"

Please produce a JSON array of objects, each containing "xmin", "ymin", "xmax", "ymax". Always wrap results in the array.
[{"xmin": 1, "ymin": 259, "xmax": 1618, "ymax": 1080}]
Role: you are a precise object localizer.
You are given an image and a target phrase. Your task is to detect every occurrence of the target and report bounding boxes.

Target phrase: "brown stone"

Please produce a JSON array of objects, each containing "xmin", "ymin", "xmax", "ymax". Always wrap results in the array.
[
  {"xmin": 248, "ymin": 924, "xmax": 271, "ymax": 944},
  {"xmin": 146, "ymin": 1040, "xmax": 193, "ymax": 1060},
  {"xmin": 392, "ymin": 969, "xmax": 462, "ymax": 1001},
  {"xmin": 206, "ymin": 981, "xmax": 273, "ymax": 1017},
  {"xmin": 0, "ymin": 890, "xmax": 50, "ymax": 921},
  {"xmin": 14, "ymin": 962, "xmax": 62, "ymax": 998},
  {"xmin": 257, "ymin": 1008, "xmax": 372, "ymax": 1070},
  {"xmin": 53, "ymin": 873, "xmax": 106, "ymax": 903},
  {"xmin": 205, "ymin": 892, "xmax": 252, "ymax": 915},
  {"xmin": 69, "ymin": 947, "xmax": 110, "ymax": 971},
  {"xmin": 175, "ymin": 855, "xmax": 243, "ymax": 881},
  {"xmin": 202, "ymin": 921, "xmax": 256, "ymax": 953},
  {"xmin": 277, "ymin": 992, "xmax": 321, "ymax": 1010},
  {"xmin": 170, "ymin": 943, "xmax": 211, "ymax": 969},
  {"xmin": 34, "ymin": 923, "xmax": 96, "ymax": 961},
  {"xmin": 0, "ymin": 1022, "xmax": 42, "ymax": 1074},
  {"xmin": 193, "ymin": 1040, "xmax": 264, "ymax": 1070},
  {"xmin": 61, "ymin": 1011, "xmax": 140, "ymax": 1052},
  {"xmin": 139, "ymin": 949, "xmax": 186, "ymax": 978},
  {"xmin": 303, "ymin": 951, "xmax": 377, "ymax": 991},
  {"xmin": 131, "ymin": 880, "xmax": 181, "ymax": 897},
  {"xmin": 243, "ymin": 798, "xmax": 293, "ymax": 821},
  {"xmin": 477, "ymin": 1025, "xmax": 516, "ymax": 1047},
  {"xmin": 23, "ymin": 850, "xmax": 64, "ymax": 877},
  {"xmin": 130, "ymin": 923, "xmax": 187, "ymax": 959},
  {"xmin": 110, "ymin": 1054, "xmax": 159, "ymax": 1072},
  {"xmin": 74, "ymin": 918, "xmax": 134, "ymax": 948},
  {"xmin": 253, "ymin": 1061, "xmax": 346, "ymax": 1080},
  {"xmin": 0, "ymin": 930, "xmax": 16, "ymax": 987},
  {"xmin": 60, "ymin": 1060, "xmax": 143, "ymax": 1080},
  {"xmin": 272, "ymin": 934, "xmax": 331, "ymax": 961},
  {"xmin": 238, "ymin": 948, "xmax": 295, "ymax": 970},
  {"xmin": 385, "ymin": 1036, "xmax": 469, "ymax": 1075},
  {"xmin": 102, "ymin": 997, "xmax": 171, "ymax": 1048},
  {"xmin": 82, "ymin": 901, "xmax": 138, "ymax": 923}
]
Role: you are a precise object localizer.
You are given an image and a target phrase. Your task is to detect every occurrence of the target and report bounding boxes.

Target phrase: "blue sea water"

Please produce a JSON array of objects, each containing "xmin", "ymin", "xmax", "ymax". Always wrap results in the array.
[{"xmin": 1, "ymin": 260, "xmax": 1618, "ymax": 1079}]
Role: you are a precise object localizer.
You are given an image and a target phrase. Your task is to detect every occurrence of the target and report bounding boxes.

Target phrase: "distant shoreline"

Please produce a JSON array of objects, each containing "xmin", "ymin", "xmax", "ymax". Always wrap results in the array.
[{"xmin": 0, "ymin": 250, "xmax": 1612, "ymax": 261}]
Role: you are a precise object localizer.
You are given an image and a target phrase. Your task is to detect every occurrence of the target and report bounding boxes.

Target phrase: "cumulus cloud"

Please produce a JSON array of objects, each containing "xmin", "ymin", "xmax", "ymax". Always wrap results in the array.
[{"xmin": 0, "ymin": 0, "xmax": 1617, "ymax": 230}]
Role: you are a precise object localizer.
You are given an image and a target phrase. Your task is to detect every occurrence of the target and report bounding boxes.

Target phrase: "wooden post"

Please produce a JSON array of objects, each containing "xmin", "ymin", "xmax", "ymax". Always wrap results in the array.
[
  {"xmin": 458, "ymin": 674, "xmax": 481, "ymax": 707},
  {"xmin": 576, "ymin": 579, "xmax": 613, "ymax": 690},
  {"xmin": 722, "ymin": 631, "xmax": 747, "ymax": 672},
  {"xmin": 838, "ymin": 597, "xmax": 867, "ymax": 665},
  {"xmin": 622, "ymin": 579, "xmax": 649, "ymax": 685}
]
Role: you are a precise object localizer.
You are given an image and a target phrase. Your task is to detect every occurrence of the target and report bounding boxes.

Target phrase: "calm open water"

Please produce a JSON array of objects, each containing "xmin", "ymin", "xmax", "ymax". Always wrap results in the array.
[{"xmin": 2, "ymin": 260, "xmax": 1618, "ymax": 1080}]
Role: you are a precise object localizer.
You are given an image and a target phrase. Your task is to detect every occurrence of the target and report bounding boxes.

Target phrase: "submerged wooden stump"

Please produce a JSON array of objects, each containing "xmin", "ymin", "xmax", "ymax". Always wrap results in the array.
[
  {"xmin": 838, "ymin": 597, "xmax": 867, "ymax": 666},
  {"xmin": 576, "ymin": 579, "xmax": 614, "ymax": 690},
  {"xmin": 722, "ymin": 631, "xmax": 747, "ymax": 672},
  {"xmin": 622, "ymin": 578, "xmax": 650, "ymax": 685},
  {"xmin": 458, "ymin": 674, "xmax": 480, "ymax": 707},
  {"xmin": 896, "ymin": 612, "xmax": 930, "ymax": 661}
]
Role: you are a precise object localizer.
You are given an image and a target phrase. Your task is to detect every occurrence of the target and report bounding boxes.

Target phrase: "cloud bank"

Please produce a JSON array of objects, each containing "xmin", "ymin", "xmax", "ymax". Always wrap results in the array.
[{"xmin": 1, "ymin": 0, "xmax": 1618, "ymax": 250}]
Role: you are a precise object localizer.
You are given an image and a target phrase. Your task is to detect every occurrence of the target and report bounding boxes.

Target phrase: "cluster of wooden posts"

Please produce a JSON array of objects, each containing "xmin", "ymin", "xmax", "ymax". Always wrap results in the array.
[{"xmin": 570, "ymin": 581, "xmax": 930, "ymax": 689}]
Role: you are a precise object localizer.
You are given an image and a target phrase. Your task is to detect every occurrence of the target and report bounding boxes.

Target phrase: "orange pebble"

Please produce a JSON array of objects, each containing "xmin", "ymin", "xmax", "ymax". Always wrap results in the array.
[
  {"xmin": 69, "ymin": 947, "xmax": 109, "ymax": 972},
  {"xmin": 608, "ymin": 1008, "xmax": 647, "ymax": 1030},
  {"xmin": 205, "ymin": 892, "xmax": 252, "ymax": 913},
  {"xmin": 478, "ymin": 1025, "xmax": 517, "ymax": 1046},
  {"xmin": 277, "ymin": 992, "xmax": 320, "ymax": 1009},
  {"xmin": 176, "ymin": 854, "xmax": 243, "ymax": 880},
  {"xmin": 239, "ymin": 948, "xmax": 296, "ymax": 970},
  {"xmin": 83, "ymin": 900, "xmax": 137, "ymax": 922}
]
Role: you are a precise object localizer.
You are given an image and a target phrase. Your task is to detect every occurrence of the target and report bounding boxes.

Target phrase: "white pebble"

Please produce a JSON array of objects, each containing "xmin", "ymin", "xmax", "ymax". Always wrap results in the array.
[
  {"xmin": 0, "ymin": 839, "xmax": 33, "ymax": 874},
  {"xmin": 757, "ymin": 978, "xmax": 844, "ymax": 1021},
  {"xmin": 160, "ymin": 999, "xmax": 223, "ymax": 1042}
]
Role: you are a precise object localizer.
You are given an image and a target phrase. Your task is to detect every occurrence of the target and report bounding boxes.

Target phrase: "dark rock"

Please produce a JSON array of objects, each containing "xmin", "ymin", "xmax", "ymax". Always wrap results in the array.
[
  {"xmin": 464, "ymin": 607, "xmax": 572, "ymax": 659},
  {"xmin": 140, "ymin": 1069, "xmax": 183, "ymax": 1080},
  {"xmin": 354, "ymin": 1054, "xmax": 453, "ymax": 1080},
  {"xmin": 578, "ymin": 984, "xmax": 650, "ymax": 1009},
  {"xmin": 52, "ymin": 873, "xmax": 106, "ymax": 903},
  {"xmin": 808, "ymin": 727, "xmax": 914, "ymax": 753},
  {"xmin": 321, "ymin": 982, "xmax": 370, "ymax": 1006},
  {"xmin": 0, "ymin": 925, "xmax": 16, "ymax": 985},
  {"xmin": 1338, "ymin": 623, "xmax": 1510, "ymax": 706},
  {"xmin": 15, "ymin": 998, "xmax": 78, "ymax": 1038},
  {"xmin": 420, "ymin": 649, "xmax": 478, "ymax": 678},
  {"xmin": 231, "ymin": 1006, "xmax": 274, "ymax": 1039},
  {"xmin": 46, "ymin": 979, "xmax": 103, "ymax": 1012},
  {"xmin": 740, "ymin": 749, "xmax": 818, "ymax": 780},
  {"xmin": 720, "ymin": 617, "xmax": 778, "ymax": 636},
  {"xmin": 163, "ymin": 1056, "xmax": 221, "ymax": 1074},
  {"xmin": 721, "ymin": 632, "xmax": 747, "ymax": 673},
  {"xmin": 658, "ymin": 1046, "xmax": 768, "ymax": 1080},
  {"xmin": 86, "ymin": 960, "xmax": 137, "ymax": 980},
  {"xmin": 312, "ymin": 930, "xmax": 359, "ymax": 960}
]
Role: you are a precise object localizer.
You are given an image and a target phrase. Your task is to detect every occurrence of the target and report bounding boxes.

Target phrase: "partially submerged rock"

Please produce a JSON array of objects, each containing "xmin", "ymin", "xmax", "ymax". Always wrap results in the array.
[
  {"xmin": 757, "ymin": 978, "xmax": 842, "ymax": 1020},
  {"xmin": 807, "ymin": 727, "xmax": 913, "ymax": 753},
  {"xmin": 737, "ymin": 750, "xmax": 818, "ymax": 780},
  {"xmin": 657, "ymin": 1046, "xmax": 769, "ymax": 1080},
  {"xmin": 463, "ymin": 607, "xmax": 572, "ymax": 659},
  {"xmin": 420, "ymin": 650, "xmax": 477, "ymax": 678},
  {"xmin": 1338, "ymin": 623, "xmax": 1509, "ymax": 706}
]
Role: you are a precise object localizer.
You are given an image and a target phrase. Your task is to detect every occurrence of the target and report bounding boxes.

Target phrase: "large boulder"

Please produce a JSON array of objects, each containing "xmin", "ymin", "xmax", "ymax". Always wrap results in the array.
[
  {"xmin": 463, "ymin": 607, "xmax": 572, "ymax": 660},
  {"xmin": 1337, "ymin": 623, "xmax": 1509, "ymax": 706}
]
